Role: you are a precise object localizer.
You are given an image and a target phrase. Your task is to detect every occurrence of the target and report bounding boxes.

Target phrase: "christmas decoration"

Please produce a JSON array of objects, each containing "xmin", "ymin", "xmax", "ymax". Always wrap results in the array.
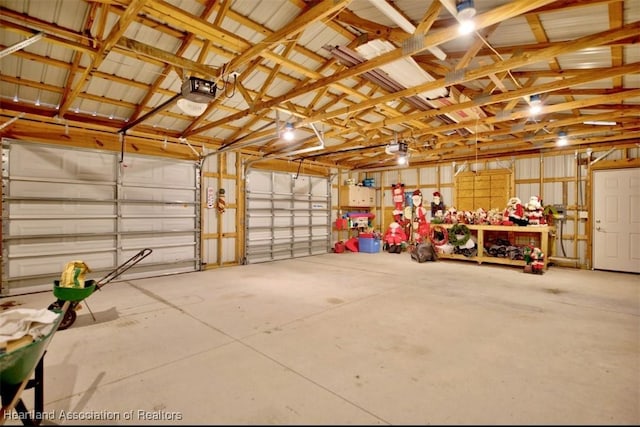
[
  {"xmin": 504, "ymin": 197, "xmax": 528, "ymax": 226},
  {"xmin": 411, "ymin": 189, "xmax": 430, "ymax": 243},
  {"xmin": 525, "ymin": 196, "xmax": 546, "ymax": 226},
  {"xmin": 430, "ymin": 191, "xmax": 445, "ymax": 218},
  {"xmin": 217, "ymin": 188, "xmax": 226, "ymax": 213},
  {"xmin": 383, "ymin": 217, "xmax": 408, "ymax": 254}
]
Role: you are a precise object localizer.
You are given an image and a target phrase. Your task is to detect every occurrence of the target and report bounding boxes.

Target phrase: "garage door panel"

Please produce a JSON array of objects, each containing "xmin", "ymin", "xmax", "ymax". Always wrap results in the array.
[
  {"xmin": 293, "ymin": 216, "xmax": 310, "ymax": 226},
  {"xmin": 143, "ymin": 245, "xmax": 196, "ymax": 264},
  {"xmin": 311, "ymin": 225, "xmax": 330, "ymax": 238},
  {"xmin": 8, "ymin": 251, "xmax": 116, "ymax": 278},
  {"xmin": 274, "ymin": 174, "xmax": 291, "ymax": 191},
  {"xmin": 246, "ymin": 170, "xmax": 329, "ymax": 264},
  {"xmin": 2, "ymin": 140, "xmax": 200, "ymax": 294},
  {"xmin": 293, "ymin": 231, "xmax": 311, "ymax": 239},
  {"xmin": 311, "ymin": 215, "xmax": 328, "ymax": 226},
  {"xmin": 273, "ymin": 200, "xmax": 292, "ymax": 209},
  {"xmin": 247, "ymin": 199, "xmax": 271, "ymax": 210},
  {"xmin": 310, "ymin": 177, "xmax": 326, "ymax": 191},
  {"xmin": 120, "ymin": 203, "xmax": 196, "ymax": 216},
  {"xmin": 9, "ymin": 218, "xmax": 116, "ymax": 236},
  {"xmin": 121, "ymin": 186, "xmax": 195, "ymax": 202},
  {"xmin": 9, "ymin": 145, "xmax": 116, "ymax": 181},
  {"xmin": 120, "ymin": 217, "xmax": 195, "ymax": 232},
  {"xmin": 273, "ymin": 230, "xmax": 292, "ymax": 240},
  {"xmin": 7, "ymin": 235, "xmax": 116, "ymax": 258},
  {"xmin": 121, "ymin": 233, "xmax": 195, "ymax": 248},
  {"xmin": 10, "ymin": 181, "xmax": 115, "ymax": 199},
  {"xmin": 247, "ymin": 171, "xmax": 271, "ymax": 191},
  {"xmin": 9, "ymin": 201, "xmax": 115, "ymax": 217},
  {"xmin": 122, "ymin": 158, "xmax": 195, "ymax": 187}
]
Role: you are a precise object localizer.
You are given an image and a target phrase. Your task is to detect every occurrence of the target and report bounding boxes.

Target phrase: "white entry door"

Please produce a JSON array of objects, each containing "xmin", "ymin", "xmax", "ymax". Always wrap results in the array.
[{"xmin": 592, "ymin": 168, "xmax": 640, "ymax": 273}]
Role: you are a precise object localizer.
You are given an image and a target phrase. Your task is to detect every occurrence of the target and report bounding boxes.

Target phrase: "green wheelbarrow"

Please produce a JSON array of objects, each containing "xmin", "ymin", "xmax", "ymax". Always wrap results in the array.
[
  {"xmin": 47, "ymin": 248, "xmax": 153, "ymax": 330},
  {"xmin": 1, "ymin": 306, "xmax": 66, "ymax": 424}
]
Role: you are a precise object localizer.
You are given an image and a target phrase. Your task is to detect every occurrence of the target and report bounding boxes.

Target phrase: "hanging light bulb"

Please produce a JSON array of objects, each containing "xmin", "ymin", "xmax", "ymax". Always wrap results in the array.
[
  {"xmin": 397, "ymin": 153, "xmax": 408, "ymax": 166},
  {"xmin": 529, "ymin": 94, "xmax": 542, "ymax": 115},
  {"xmin": 556, "ymin": 130, "xmax": 568, "ymax": 146},
  {"xmin": 283, "ymin": 123, "xmax": 295, "ymax": 141},
  {"xmin": 456, "ymin": 0, "xmax": 476, "ymax": 34}
]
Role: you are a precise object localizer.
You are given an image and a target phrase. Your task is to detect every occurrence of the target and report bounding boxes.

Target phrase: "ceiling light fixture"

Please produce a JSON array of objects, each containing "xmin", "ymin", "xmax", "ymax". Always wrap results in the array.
[
  {"xmin": 556, "ymin": 130, "xmax": 568, "ymax": 146},
  {"xmin": 456, "ymin": 0, "xmax": 476, "ymax": 35},
  {"xmin": 283, "ymin": 123, "xmax": 295, "ymax": 141},
  {"xmin": 529, "ymin": 94, "xmax": 542, "ymax": 115}
]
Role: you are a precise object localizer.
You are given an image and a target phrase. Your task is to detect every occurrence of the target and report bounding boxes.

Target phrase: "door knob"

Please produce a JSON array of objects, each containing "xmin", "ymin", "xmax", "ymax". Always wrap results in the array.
[{"xmin": 596, "ymin": 226, "xmax": 602, "ymax": 231}]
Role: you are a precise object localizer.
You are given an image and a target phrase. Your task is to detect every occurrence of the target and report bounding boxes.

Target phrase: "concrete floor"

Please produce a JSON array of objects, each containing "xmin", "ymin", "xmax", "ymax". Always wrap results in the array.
[{"xmin": 2, "ymin": 252, "xmax": 639, "ymax": 425}]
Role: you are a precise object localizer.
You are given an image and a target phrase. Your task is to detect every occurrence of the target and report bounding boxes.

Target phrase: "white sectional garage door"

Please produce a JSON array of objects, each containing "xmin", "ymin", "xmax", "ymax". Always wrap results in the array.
[
  {"xmin": 245, "ymin": 170, "xmax": 331, "ymax": 264},
  {"xmin": 1, "ymin": 139, "xmax": 200, "ymax": 295}
]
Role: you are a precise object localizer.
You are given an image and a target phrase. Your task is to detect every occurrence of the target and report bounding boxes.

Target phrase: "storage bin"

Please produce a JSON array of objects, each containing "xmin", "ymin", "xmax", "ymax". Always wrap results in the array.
[{"xmin": 358, "ymin": 237, "xmax": 380, "ymax": 253}]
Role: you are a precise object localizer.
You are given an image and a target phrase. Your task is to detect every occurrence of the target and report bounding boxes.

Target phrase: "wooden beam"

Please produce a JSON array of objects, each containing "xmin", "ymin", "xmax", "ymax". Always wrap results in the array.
[{"xmin": 186, "ymin": 0, "xmax": 559, "ymax": 136}]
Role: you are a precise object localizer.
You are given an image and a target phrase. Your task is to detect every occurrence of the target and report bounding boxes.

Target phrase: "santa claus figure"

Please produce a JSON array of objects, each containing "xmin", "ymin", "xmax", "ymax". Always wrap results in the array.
[
  {"xmin": 525, "ymin": 196, "xmax": 546, "ymax": 226},
  {"xmin": 411, "ymin": 189, "xmax": 430, "ymax": 243},
  {"xmin": 384, "ymin": 211, "xmax": 408, "ymax": 254},
  {"xmin": 430, "ymin": 191, "xmax": 445, "ymax": 218},
  {"xmin": 392, "ymin": 183, "xmax": 405, "ymax": 212},
  {"xmin": 391, "ymin": 182, "xmax": 411, "ymax": 234},
  {"xmin": 504, "ymin": 197, "xmax": 528, "ymax": 226}
]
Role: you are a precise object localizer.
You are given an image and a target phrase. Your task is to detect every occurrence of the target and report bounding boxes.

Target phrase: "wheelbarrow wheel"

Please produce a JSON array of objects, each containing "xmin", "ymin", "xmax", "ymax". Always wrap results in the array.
[
  {"xmin": 58, "ymin": 309, "xmax": 76, "ymax": 330},
  {"xmin": 47, "ymin": 301, "xmax": 77, "ymax": 330}
]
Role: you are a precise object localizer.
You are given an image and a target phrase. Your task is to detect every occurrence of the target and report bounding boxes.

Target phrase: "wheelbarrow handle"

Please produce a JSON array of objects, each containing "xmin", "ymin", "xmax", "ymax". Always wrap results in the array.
[{"xmin": 95, "ymin": 248, "xmax": 153, "ymax": 289}]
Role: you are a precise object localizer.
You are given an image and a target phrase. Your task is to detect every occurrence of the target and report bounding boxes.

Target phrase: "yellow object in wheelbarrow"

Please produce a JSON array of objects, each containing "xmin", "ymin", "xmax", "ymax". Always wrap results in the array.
[{"xmin": 59, "ymin": 261, "xmax": 91, "ymax": 288}]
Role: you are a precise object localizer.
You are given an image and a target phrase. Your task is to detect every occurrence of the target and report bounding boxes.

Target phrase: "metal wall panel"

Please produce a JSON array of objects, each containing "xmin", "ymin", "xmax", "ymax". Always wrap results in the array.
[{"xmin": 1, "ymin": 139, "xmax": 199, "ymax": 294}]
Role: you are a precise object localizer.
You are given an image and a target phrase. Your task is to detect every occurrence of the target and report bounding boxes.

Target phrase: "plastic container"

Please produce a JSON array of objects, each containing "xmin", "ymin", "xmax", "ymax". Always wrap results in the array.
[{"xmin": 358, "ymin": 237, "xmax": 380, "ymax": 253}]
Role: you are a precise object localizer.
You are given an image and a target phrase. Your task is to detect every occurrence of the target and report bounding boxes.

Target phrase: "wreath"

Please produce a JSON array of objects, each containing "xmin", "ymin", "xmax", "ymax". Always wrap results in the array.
[
  {"xmin": 429, "ymin": 224, "xmax": 448, "ymax": 246},
  {"xmin": 448, "ymin": 224, "xmax": 471, "ymax": 247}
]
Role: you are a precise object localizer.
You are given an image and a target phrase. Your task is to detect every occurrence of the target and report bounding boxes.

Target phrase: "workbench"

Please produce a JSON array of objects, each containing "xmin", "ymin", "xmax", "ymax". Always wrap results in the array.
[{"xmin": 435, "ymin": 224, "xmax": 556, "ymax": 270}]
